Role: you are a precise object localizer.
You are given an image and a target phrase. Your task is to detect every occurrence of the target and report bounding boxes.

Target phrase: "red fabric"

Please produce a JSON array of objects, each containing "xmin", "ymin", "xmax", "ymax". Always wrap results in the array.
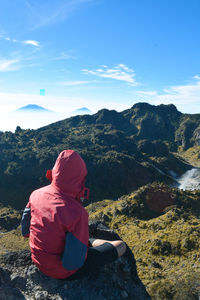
[
  {"xmin": 46, "ymin": 170, "xmax": 52, "ymax": 181},
  {"xmin": 27, "ymin": 150, "xmax": 89, "ymax": 279}
]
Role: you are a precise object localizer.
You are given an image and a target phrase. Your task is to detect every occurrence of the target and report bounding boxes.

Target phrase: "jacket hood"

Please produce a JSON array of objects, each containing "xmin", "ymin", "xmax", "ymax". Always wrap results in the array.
[{"xmin": 51, "ymin": 150, "xmax": 87, "ymax": 198}]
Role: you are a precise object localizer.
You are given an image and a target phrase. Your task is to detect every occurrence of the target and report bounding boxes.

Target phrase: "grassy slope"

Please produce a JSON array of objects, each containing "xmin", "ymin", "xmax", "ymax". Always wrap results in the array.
[
  {"xmin": 178, "ymin": 146, "xmax": 200, "ymax": 167},
  {"xmin": 0, "ymin": 184, "xmax": 200, "ymax": 299},
  {"xmin": 0, "ymin": 145, "xmax": 199, "ymax": 299},
  {"xmin": 0, "ymin": 206, "xmax": 29, "ymax": 254},
  {"xmin": 87, "ymin": 186, "xmax": 200, "ymax": 300}
]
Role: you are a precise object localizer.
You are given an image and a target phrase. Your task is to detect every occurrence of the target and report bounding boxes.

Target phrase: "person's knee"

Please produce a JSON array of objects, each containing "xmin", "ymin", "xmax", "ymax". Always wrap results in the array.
[
  {"xmin": 90, "ymin": 238, "xmax": 127, "ymax": 257},
  {"xmin": 111, "ymin": 240, "xmax": 127, "ymax": 257}
]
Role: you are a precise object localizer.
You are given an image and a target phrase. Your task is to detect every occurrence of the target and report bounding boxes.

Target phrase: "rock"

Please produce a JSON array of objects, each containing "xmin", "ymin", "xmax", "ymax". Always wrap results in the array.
[
  {"xmin": 121, "ymin": 290, "xmax": 129, "ymax": 298},
  {"xmin": 145, "ymin": 187, "xmax": 175, "ymax": 213},
  {"xmin": 151, "ymin": 261, "xmax": 162, "ymax": 269},
  {"xmin": 35, "ymin": 290, "xmax": 49, "ymax": 300},
  {"xmin": 0, "ymin": 287, "xmax": 24, "ymax": 300},
  {"xmin": 0, "ymin": 267, "xmax": 25, "ymax": 300},
  {"xmin": 0, "ymin": 266, "xmax": 11, "ymax": 285},
  {"xmin": 10, "ymin": 273, "xmax": 27, "ymax": 290},
  {"xmin": 151, "ymin": 239, "xmax": 172, "ymax": 255},
  {"xmin": 0, "ymin": 222, "xmax": 151, "ymax": 300},
  {"xmin": 181, "ymin": 238, "xmax": 196, "ymax": 251}
]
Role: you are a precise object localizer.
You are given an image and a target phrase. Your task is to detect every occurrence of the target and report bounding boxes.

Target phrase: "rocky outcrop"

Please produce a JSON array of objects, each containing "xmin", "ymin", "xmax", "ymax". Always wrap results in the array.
[
  {"xmin": 145, "ymin": 186, "xmax": 175, "ymax": 213},
  {"xmin": 0, "ymin": 222, "xmax": 151, "ymax": 300},
  {"xmin": 192, "ymin": 125, "xmax": 200, "ymax": 146}
]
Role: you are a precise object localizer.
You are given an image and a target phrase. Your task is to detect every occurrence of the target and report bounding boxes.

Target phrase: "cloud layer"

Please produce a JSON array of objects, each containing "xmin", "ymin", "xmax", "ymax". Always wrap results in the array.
[
  {"xmin": 83, "ymin": 64, "xmax": 138, "ymax": 85},
  {"xmin": 137, "ymin": 76, "xmax": 200, "ymax": 113}
]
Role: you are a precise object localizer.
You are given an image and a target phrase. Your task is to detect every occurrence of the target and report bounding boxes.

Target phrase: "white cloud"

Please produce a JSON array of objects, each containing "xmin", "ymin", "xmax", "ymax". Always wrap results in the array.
[
  {"xmin": 193, "ymin": 75, "xmax": 200, "ymax": 80},
  {"xmin": 0, "ymin": 59, "xmax": 20, "ymax": 72},
  {"xmin": 1, "ymin": 34, "xmax": 40, "ymax": 47},
  {"xmin": 137, "ymin": 77, "xmax": 200, "ymax": 114},
  {"xmin": 60, "ymin": 80, "xmax": 90, "ymax": 86},
  {"xmin": 83, "ymin": 64, "xmax": 138, "ymax": 85},
  {"xmin": 23, "ymin": 40, "xmax": 40, "ymax": 47}
]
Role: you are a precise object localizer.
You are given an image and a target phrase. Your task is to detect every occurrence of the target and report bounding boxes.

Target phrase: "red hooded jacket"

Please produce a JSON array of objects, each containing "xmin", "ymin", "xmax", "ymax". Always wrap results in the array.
[{"xmin": 21, "ymin": 150, "xmax": 89, "ymax": 279}]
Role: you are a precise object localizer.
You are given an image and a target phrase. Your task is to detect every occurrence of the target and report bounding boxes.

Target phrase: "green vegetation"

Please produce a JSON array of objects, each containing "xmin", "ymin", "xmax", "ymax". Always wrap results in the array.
[
  {"xmin": 179, "ymin": 146, "xmax": 200, "ymax": 167},
  {"xmin": 0, "ymin": 103, "xmax": 198, "ymax": 209},
  {"xmin": 0, "ymin": 226, "xmax": 29, "ymax": 255},
  {"xmin": 0, "ymin": 205, "xmax": 21, "ymax": 232},
  {"xmin": 0, "ymin": 205, "xmax": 28, "ymax": 255},
  {"xmin": 87, "ymin": 183, "xmax": 200, "ymax": 300},
  {"xmin": 1, "ymin": 183, "xmax": 199, "ymax": 299},
  {"xmin": 0, "ymin": 103, "xmax": 200, "ymax": 298}
]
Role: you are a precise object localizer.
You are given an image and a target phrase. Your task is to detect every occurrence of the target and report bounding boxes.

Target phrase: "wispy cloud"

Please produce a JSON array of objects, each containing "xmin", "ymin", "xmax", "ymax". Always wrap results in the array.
[
  {"xmin": 23, "ymin": 40, "xmax": 40, "ymax": 47},
  {"xmin": 60, "ymin": 80, "xmax": 90, "ymax": 86},
  {"xmin": 137, "ymin": 76, "xmax": 200, "ymax": 113},
  {"xmin": 0, "ymin": 33, "xmax": 40, "ymax": 48},
  {"xmin": 83, "ymin": 64, "xmax": 138, "ymax": 85},
  {"xmin": 52, "ymin": 51, "xmax": 75, "ymax": 61},
  {"xmin": 0, "ymin": 35, "xmax": 17, "ymax": 43},
  {"xmin": 0, "ymin": 59, "xmax": 20, "ymax": 72},
  {"xmin": 0, "ymin": 48, "xmax": 42, "ymax": 72},
  {"xmin": 25, "ymin": 0, "xmax": 95, "ymax": 30}
]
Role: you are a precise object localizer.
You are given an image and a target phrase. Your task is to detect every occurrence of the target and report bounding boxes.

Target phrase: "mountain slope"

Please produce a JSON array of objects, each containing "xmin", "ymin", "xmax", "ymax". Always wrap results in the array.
[
  {"xmin": 0, "ymin": 102, "xmax": 199, "ymax": 209},
  {"xmin": 87, "ymin": 183, "xmax": 200, "ymax": 299}
]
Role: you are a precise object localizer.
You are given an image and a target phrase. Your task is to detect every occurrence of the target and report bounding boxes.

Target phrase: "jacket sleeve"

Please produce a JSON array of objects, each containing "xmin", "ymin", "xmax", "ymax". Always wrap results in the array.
[
  {"xmin": 61, "ymin": 207, "xmax": 89, "ymax": 271},
  {"xmin": 21, "ymin": 202, "xmax": 31, "ymax": 238}
]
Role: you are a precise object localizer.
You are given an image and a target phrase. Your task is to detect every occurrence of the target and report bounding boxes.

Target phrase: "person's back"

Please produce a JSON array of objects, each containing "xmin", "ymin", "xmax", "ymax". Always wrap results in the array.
[
  {"xmin": 22, "ymin": 150, "xmax": 89, "ymax": 279},
  {"xmin": 21, "ymin": 149, "xmax": 126, "ymax": 280}
]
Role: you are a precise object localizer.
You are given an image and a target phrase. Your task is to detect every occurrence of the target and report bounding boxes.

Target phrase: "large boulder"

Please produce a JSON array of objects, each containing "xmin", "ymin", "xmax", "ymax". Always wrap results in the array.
[{"xmin": 0, "ymin": 222, "xmax": 151, "ymax": 300}]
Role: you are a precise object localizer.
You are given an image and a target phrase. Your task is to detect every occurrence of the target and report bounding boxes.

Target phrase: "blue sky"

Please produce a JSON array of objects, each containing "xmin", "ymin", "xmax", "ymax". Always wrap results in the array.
[{"xmin": 0, "ymin": 0, "xmax": 200, "ymax": 130}]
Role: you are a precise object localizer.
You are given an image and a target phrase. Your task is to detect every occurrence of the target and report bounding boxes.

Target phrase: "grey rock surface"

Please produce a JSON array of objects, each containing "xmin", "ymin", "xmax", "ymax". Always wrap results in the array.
[{"xmin": 0, "ymin": 222, "xmax": 151, "ymax": 300}]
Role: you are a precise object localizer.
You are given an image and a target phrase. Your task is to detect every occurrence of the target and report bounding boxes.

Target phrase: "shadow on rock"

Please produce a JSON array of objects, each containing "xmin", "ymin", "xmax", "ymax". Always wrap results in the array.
[
  {"xmin": 0, "ymin": 267, "xmax": 26, "ymax": 300},
  {"xmin": 0, "ymin": 222, "xmax": 151, "ymax": 300}
]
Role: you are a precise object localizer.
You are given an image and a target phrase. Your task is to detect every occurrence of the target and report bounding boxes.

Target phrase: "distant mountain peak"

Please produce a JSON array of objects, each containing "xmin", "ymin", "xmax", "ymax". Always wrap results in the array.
[
  {"xmin": 16, "ymin": 104, "xmax": 52, "ymax": 112},
  {"xmin": 72, "ymin": 107, "xmax": 92, "ymax": 115}
]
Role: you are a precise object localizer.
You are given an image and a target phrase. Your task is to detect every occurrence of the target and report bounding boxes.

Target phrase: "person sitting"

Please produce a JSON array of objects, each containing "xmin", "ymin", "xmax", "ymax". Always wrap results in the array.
[{"xmin": 21, "ymin": 149, "xmax": 126, "ymax": 280}]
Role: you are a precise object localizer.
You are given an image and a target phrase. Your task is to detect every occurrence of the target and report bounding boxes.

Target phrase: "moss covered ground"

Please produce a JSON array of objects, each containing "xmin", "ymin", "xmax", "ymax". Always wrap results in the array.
[
  {"xmin": 0, "ymin": 205, "xmax": 29, "ymax": 254},
  {"xmin": 87, "ymin": 184, "xmax": 200, "ymax": 299},
  {"xmin": 0, "ymin": 183, "xmax": 200, "ymax": 299}
]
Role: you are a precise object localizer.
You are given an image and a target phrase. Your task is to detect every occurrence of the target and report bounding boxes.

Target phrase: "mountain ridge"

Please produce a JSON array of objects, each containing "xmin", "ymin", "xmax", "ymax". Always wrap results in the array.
[
  {"xmin": 72, "ymin": 107, "xmax": 92, "ymax": 115},
  {"xmin": 0, "ymin": 102, "xmax": 199, "ymax": 210},
  {"xmin": 0, "ymin": 102, "xmax": 200, "ymax": 299}
]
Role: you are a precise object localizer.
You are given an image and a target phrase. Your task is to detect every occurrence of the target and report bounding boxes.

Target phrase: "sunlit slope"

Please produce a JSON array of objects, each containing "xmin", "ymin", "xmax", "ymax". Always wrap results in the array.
[
  {"xmin": 179, "ymin": 145, "xmax": 200, "ymax": 167},
  {"xmin": 1, "ymin": 182, "xmax": 200, "ymax": 299},
  {"xmin": 87, "ymin": 183, "xmax": 200, "ymax": 300}
]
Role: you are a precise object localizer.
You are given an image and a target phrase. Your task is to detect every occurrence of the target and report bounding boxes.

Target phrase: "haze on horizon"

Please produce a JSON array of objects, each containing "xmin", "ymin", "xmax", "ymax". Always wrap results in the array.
[{"xmin": 0, "ymin": 0, "xmax": 200, "ymax": 131}]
